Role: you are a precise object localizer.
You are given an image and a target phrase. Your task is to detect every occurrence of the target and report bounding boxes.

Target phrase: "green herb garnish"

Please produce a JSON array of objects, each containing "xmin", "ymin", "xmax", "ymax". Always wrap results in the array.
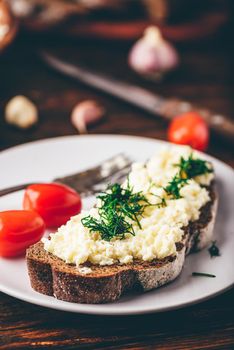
[
  {"xmin": 81, "ymin": 183, "xmax": 151, "ymax": 241},
  {"xmin": 164, "ymin": 175, "xmax": 188, "ymax": 199},
  {"xmin": 208, "ymin": 241, "xmax": 220, "ymax": 258},
  {"xmin": 155, "ymin": 196, "xmax": 167, "ymax": 208},
  {"xmin": 192, "ymin": 272, "xmax": 216, "ymax": 278},
  {"xmin": 81, "ymin": 210, "xmax": 134, "ymax": 241},
  {"xmin": 165, "ymin": 153, "xmax": 213, "ymax": 200},
  {"xmin": 176, "ymin": 154, "xmax": 213, "ymax": 180},
  {"xmin": 82, "ymin": 153, "xmax": 214, "ymax": 241}
]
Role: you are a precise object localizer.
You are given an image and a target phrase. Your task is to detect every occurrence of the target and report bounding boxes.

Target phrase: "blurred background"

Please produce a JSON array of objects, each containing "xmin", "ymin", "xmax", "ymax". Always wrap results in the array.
[{"xmin": 0, "ymin": 0, "xmax": 234, "ymax": 164}]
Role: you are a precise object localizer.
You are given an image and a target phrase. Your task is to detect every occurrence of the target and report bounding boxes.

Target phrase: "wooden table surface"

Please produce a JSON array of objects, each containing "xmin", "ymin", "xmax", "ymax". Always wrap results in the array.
[{"xmin": 0, "ymin": 30, "xmax": 234, "ymax": 349}]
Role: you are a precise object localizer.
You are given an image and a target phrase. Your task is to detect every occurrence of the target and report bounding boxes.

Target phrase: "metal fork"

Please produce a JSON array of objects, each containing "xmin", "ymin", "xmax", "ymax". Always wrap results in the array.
[{"xmin": 0, "ymin": 153, "xmax": 132, "ymax": 197}]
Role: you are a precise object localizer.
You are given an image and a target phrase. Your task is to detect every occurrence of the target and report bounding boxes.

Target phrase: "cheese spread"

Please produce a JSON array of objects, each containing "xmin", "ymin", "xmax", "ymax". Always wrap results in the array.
[{"xmin": 43, "ymin": 145, "xmax": 214, "ymax": 266}]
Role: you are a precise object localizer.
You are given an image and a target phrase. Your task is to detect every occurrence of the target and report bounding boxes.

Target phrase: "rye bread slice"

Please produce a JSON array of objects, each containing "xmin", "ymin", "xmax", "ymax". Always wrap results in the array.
[{"xmin": 26, "ymin": 185, "xmax": 217, "ymax": 304}]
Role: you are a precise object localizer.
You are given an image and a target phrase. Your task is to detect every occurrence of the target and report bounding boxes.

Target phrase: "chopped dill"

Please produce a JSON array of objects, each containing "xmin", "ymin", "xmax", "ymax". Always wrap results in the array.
[
  {"xmin": 81, "ymin": 210, "xmax": 134, "ymax": 241},
  {"xmin": 208, "ymin": 240, "xmax": 220, "ymax": 258},
  {"xmin": 154, "ymin": 196, "xmax": 167, "ymax": 208},
  {"xmin": 81, "ymin": 183, "xmax": 151, "ymax": 241},
  {"xmin": 192, "ymin": 272, "xmax": 216, "ymax": 278},
  {"xmin": 81, "ymin": 153, "xmax": 214, "ymax": 241},
  {"xmin": 164, "ymin": 175, "xmax": 188, "ymax": 199},
  {"xmin": 175, "ymin": 154, "xmax": 213, "ymax": 180},
  {"xmin": 165, "ymin": 153, "xmax": 213, "ymax": 199}
]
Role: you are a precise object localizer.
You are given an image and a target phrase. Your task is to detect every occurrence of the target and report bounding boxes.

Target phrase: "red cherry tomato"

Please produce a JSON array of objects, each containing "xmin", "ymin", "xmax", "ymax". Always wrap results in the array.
[
  {"xmin": 168, "ymin": 111, "xmax": 209, "ymax": 151},
  {"xmin": 23, "ymin": 183, "xmax": 82, "ymax": 228},
  {"xmin": 0, "ymin": 210, "xmax": 45, "ymax": 258}
]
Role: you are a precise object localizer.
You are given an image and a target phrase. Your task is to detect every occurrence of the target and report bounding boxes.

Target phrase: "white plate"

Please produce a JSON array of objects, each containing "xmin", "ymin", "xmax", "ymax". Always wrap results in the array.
[{"xmin": 0, "ymin": 135, "xmax": 233, "ymax": 315}]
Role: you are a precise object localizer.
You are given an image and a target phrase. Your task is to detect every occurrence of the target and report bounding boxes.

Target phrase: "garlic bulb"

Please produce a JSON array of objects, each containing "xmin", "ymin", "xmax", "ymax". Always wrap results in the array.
[
  {"xmin": 128, "ymin": 26, "xmax": 179, "ymax": 79},
  {"xmin": 71, "ymin": 100, "xmax": 105, "ymax": 134},
  {"xmin": 5, "ymin": 95, "xmax": 38, "ymax": 129}
]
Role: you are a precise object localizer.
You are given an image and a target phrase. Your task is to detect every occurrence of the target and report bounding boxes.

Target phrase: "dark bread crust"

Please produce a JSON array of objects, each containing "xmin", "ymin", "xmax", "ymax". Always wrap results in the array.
[
  {"xmin": 26, "ymin": 185, "xmax": 217, "ymax": 304},
  {"xmin": 27, "ymin": 242, "xmax": 179, "ymax": 303},
  {"xmin": 186, "ymin": 184, "xmax": 217, "ymax": 254}
]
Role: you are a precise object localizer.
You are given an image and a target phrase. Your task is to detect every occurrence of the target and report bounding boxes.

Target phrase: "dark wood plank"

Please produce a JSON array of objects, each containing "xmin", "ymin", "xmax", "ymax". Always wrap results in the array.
[
  {"xmin": 0, "ymin": 30, "xmax": 234, "ymax": 349},
  {"xmin": 1, "ymin": 289, "xmax": 234, "ymax": 350}
]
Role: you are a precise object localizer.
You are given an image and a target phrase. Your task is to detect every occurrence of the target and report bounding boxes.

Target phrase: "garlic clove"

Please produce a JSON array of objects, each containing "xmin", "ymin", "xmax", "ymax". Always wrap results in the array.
[
  {"xmin": 71, "ymin": 100, "xmax": 105, "ymax": 134},
  {"xmin": 5, "ymin": 95, "xmax": 38, "ymax": 129},
  {"xmin": 9, "ymin": 0, "xmax": 36, "ymax": 19},
  {"xmin": 128, "ymin": 26, "xmax": 179, "ymax": 79}
]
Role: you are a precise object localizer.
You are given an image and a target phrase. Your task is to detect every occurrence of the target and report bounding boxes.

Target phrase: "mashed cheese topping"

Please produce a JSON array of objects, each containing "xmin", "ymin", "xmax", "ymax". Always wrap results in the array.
[{"xmin": 43, "ymin": 145, "xmax": 214, "ymax": 266}]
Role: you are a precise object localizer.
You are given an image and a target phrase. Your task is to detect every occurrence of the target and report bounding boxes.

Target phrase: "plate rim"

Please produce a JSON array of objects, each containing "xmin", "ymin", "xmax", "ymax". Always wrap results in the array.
[
  {"xmin": 0, "ymin": 281, "xmax": 234, "ymax": 316},
  {"xmin": 0, "ymin": 134, "xmax": 234, "ymax": 315},
  {"xmin": 0, "ymin": 277, "xmax": 233, "ymax": 316}
]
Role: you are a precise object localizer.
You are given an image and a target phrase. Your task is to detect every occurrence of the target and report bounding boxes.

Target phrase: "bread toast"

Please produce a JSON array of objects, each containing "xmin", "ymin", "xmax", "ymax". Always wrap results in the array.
[{"xmin": 26, "ymin": 185, "xmax": 217, "ymax": 304}]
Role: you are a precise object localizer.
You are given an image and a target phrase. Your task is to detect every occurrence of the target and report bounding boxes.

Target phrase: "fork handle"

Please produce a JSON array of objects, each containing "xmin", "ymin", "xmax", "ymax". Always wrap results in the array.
[{"xmin": 0, "ymin": 183, "xmax": 35, "ymax": 197}]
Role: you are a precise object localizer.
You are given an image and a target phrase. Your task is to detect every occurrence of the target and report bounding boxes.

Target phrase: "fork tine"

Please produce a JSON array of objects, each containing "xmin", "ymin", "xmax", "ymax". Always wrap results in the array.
[
  {"xmin": 94, "ymin": 162, "xmax": 132, "ymax": 187},
  {"xmin": 54, "ymin": 153, "xmax": 132, "ymax": 190},
  {"xmin": 81, "ymin": 164, "xmax": 132, "ymax": 197},
  {"xmin": 104, "ymin": 164, "xmax": 132, "ymax": 184}
]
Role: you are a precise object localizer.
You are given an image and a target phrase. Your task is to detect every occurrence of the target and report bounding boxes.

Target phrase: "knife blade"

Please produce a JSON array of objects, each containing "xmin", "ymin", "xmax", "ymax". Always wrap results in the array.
[{"xmin": 40, "ymin": 50, "xmax": 234, "ymax": 142}]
